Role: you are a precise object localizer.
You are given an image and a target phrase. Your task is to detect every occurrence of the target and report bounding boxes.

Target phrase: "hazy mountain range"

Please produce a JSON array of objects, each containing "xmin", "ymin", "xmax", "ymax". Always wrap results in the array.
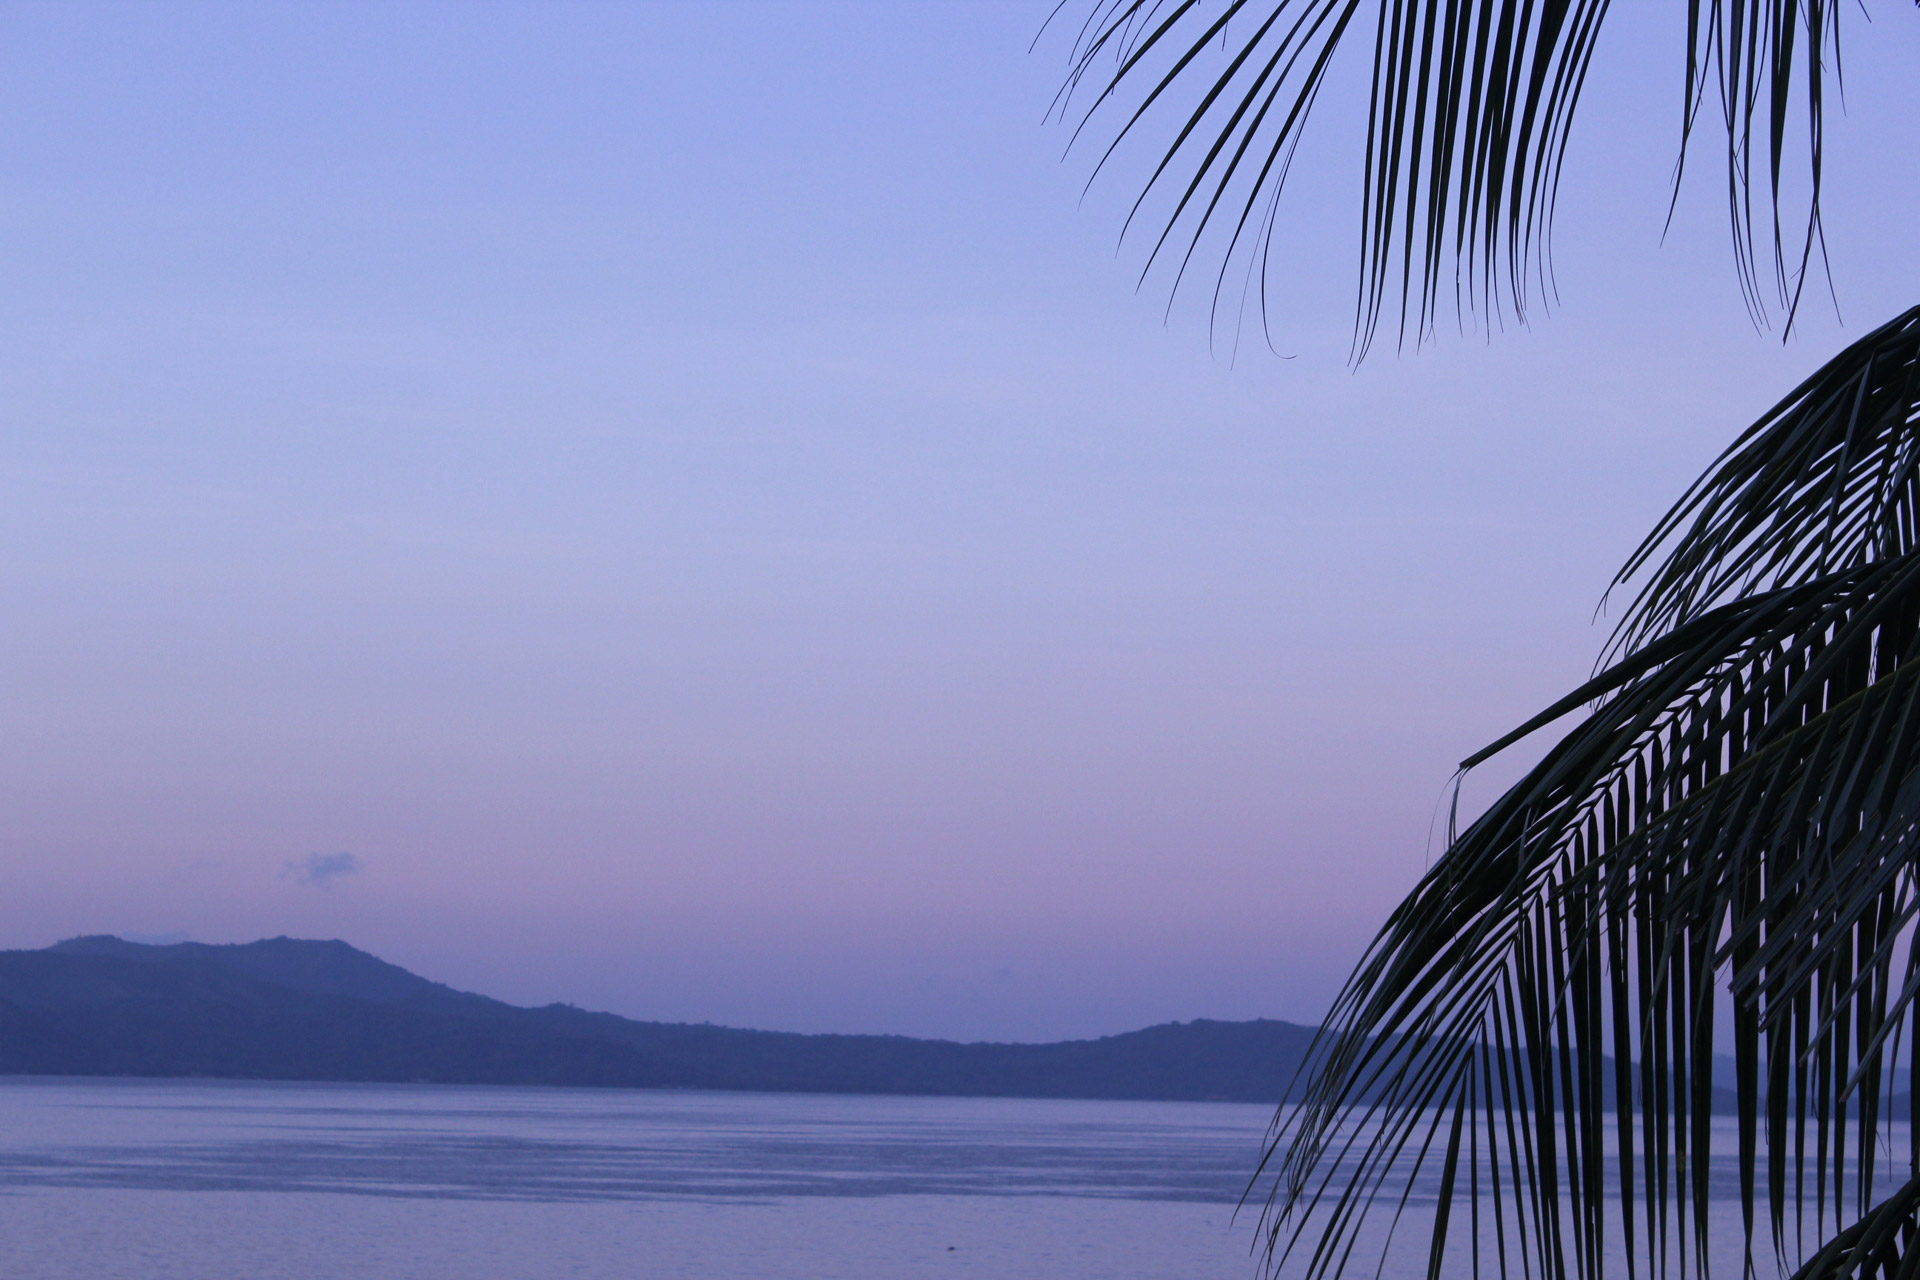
[{"xmin": 0, "ymin": 936, "xmax": 1323, "ymax": 1101}]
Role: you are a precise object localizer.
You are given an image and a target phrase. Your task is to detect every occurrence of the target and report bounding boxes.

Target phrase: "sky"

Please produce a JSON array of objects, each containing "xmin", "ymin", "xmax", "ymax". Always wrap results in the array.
[{"xmin": 1, "ymin": 1, "xmax": 1916, "ymax": 1042}]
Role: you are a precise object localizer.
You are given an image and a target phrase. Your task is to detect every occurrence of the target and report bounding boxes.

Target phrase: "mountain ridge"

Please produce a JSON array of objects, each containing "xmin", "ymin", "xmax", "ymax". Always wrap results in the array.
[{"xmin": 0, "ymin": 936, "xmax": 1323, "ymax": 1101}]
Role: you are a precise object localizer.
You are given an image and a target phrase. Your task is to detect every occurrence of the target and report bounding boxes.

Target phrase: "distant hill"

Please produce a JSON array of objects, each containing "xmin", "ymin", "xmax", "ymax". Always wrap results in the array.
[
  {"xmin": 49, "ymin": 935, "xmax": 464, "ymax": 1004},
  {"xmin": 0, "ymin": 936, "xmax": 1323, "ymax": 1101}
]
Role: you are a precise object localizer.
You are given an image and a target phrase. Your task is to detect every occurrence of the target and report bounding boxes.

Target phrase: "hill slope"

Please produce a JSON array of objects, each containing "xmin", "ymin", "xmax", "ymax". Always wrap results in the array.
[{"xmin": 0, "ymin": 937, "xmax": 1320, "ymax": 1101}]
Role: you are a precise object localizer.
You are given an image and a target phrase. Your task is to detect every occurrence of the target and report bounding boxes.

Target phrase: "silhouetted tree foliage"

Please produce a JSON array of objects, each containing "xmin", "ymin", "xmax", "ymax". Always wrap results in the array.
[{"xmin": 1055, "ymin": 5, "xmax": 1915, "ymax": 1277}]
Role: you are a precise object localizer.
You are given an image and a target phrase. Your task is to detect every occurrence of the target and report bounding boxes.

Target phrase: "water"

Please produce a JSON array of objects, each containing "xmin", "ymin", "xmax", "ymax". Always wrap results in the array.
[
  {"xmin": 0, "ymin": 1078, "xmax": 1280, "ymax": 1279},
  {"xmin": 0, "ymin": 1078, "xmax": 1874, "ymax": 1279}
]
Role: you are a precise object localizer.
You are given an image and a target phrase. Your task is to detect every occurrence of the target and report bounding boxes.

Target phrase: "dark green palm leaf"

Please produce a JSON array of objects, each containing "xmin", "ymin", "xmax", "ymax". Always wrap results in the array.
[
  {"xmin": 1057, "ymin": 0, "xmax": 1843, "ymax": 354},
  {"xmin": 1257, "ymin": 314, "xmax": 1920, "ymax": 1280}
]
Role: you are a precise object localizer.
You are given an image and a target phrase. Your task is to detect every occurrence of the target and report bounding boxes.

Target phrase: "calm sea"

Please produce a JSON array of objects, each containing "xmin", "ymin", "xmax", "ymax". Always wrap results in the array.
[
  {"xmin": 0, "ymin": 1078, "xmax": 1840, "ymax": 1279},
  {"xmin": 0, "ymin": 1078, "xmax": 1280, "ymax": 1280}
]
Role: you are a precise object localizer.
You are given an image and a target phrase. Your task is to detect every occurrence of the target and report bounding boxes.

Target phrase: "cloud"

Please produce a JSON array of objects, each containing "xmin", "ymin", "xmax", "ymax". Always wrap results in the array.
[{"xmin": 287, "ymin": 851, "xmax": 361, "ymax": 888}]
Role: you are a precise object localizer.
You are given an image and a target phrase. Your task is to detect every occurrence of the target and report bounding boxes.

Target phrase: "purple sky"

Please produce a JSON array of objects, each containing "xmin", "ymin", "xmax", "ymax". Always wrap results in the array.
[{"xmin": 2, "ymin": 2, "xmax": 1916, "ymax": 1041}]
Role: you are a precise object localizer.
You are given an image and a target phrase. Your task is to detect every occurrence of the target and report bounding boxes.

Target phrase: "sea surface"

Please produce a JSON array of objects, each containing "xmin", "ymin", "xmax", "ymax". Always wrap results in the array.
[
  {"xmin": 0, "ymin": 1078, "xmax": 1281, "ymax": 1280},
  {"xmin": 0, "ymin": 1078, "xmax": 1856, "ymax": 1280}
]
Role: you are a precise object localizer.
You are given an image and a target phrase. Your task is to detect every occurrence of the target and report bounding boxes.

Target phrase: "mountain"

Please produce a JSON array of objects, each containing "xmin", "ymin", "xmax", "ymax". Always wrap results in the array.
[
  {"xmin": 48, "ymin": 935, "xmax": 464, "ymax": 1004},
  {"xmin": 0, "ymin": 936, "xmax": 1321, "ymax": 1101}
]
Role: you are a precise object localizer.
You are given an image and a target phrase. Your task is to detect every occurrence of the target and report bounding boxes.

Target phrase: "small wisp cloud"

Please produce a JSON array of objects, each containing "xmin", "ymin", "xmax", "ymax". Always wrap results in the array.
[{"xmin": 287, "ymin": 852, "xmax": 361, "ymax": 889}]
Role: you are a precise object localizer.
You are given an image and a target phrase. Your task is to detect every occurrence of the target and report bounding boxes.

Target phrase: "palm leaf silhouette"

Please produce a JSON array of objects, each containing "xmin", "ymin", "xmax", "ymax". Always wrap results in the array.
[
  {"xmin": 1055, "ymin": 0, "xmax": 1845, "ymax": 355},
  {"xmin": 1253, "ymin": 309, "xmax": 1920, "ymax": 1280}
]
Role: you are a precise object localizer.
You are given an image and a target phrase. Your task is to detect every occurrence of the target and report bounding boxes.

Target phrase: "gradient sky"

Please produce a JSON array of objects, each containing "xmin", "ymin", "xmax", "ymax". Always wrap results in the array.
[{"xmin": 2, "ymin": 2, "xmax": 1916, "ymax": 1042}]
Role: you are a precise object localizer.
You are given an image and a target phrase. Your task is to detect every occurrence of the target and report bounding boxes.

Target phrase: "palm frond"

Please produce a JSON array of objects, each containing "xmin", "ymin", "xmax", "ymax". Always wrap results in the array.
[
  {"xmin": 1056, "ymin": 0, "xmax": 1846, "ymax": 355},
  {"xmin": 1787, "ymin": 1174, "xmax": 1920, "ymax": 1280},
  {"xmin": 1259, "ymin": 319, "xmax": 1920, "ymax": 1280},
  {"xmin": 1610, "ymin": 307, "xmax": 1920, "ymax": 656}
]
